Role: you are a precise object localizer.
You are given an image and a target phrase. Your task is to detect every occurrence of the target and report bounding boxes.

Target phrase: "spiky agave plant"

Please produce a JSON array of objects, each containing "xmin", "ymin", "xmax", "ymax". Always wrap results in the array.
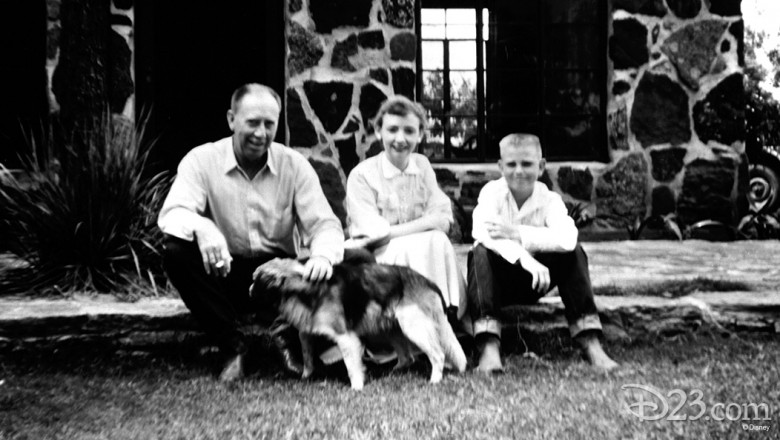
[{"xmin": 0, "ymin": 115, "xmax": 171, "ymax": 295}]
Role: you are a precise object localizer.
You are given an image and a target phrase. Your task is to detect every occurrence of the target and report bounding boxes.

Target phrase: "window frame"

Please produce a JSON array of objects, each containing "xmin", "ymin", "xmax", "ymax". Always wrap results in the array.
[
  {"xmin": 415, "ymin": 0, "xmax": 609, "ymax": 163},
  {"xmin": 416, "ymin": 0, "xmax": 487, "ymax": 162}
]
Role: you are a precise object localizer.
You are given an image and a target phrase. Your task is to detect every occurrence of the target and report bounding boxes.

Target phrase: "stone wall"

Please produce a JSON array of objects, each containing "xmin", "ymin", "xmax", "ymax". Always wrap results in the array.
[
  {"xmin": 434, "ymin": 0, "xmax": 747, "ymax": 236},
  {"xmin": 603, "ymin": 0, "xmax": 746, "ymax": 229},
  {"xmin": 288, "ymin": 0, "xmax": 746, "ymax": 237},
  {"xmin": 41, "ymin": 0, "xmax": 746, "ymax": 238},
  {"xmin": 285, "ymin": 0, "xmax": 417, "ymax": 228},
  {"xmin": 46, "ymin": 0, "xmax": 134, "ymax": 124}
]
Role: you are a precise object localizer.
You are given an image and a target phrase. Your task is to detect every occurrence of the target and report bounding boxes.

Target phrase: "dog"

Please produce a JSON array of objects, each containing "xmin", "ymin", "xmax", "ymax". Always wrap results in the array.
[{"xmin": 250, "ymin": 257, "xmax": 467, "ymax": 390}]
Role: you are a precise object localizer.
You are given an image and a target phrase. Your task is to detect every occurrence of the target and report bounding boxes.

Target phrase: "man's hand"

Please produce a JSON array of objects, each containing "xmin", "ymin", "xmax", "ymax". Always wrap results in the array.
[
  {"xmin": 518, "ymin": 254, "xmax": 550, "ymax": 295},
  {"xmin": 486, "ymin": 221, "xmax": 521, "ymax": 242},
  {"xmin": 303, "ymin": 256, "xmax": 333, "ymax": 282},
  {"xmin": 194, "ymin": 224, "xmax": 232, "ymax": 277}
]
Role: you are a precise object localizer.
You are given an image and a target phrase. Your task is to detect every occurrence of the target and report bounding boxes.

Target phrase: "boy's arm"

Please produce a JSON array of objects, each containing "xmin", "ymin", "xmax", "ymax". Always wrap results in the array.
[
  {"xmin": 471, "ymin": 183, "xmax": 529, "ymax": 264},
  {"xmin": 514, "ymin": 194, "xmax": 578, "ymax": 253},
  {"xmin": 471, "ymin": 185, "xmax": 550, "ymax": 293}
]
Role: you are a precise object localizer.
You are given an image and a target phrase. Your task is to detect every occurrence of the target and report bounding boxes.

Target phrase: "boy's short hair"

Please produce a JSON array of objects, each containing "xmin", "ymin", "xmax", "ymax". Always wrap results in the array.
[{"xmin": 499, "ymin": 133, "xmax": 542, "ymax": 156}]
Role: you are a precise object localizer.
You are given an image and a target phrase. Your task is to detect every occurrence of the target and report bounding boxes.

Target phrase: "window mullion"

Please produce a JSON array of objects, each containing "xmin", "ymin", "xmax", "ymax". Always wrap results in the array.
[
  {"xmin": 443, "ymin": 37, "xmax": 451, "ymax": 159},
  {"xmin": 475, "ymin": 2, "xmax": 485, "ymax": 162}
]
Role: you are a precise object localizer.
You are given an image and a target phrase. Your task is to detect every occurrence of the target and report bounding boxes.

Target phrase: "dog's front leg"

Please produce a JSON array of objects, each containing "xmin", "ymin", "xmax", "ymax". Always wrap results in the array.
[
  {"xmin": 334, "ymin": 332, "xmax": 365, "ymax": 390},
  {"xmin": 299, "ymin": 332, "xmax": 316, "ymax": 379}
]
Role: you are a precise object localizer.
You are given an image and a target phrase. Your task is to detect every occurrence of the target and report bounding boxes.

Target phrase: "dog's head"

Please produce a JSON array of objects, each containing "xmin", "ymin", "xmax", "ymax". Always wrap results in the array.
[{"xmin": 250, "ymin": 258, "xmax": 314, "ymax": 303}]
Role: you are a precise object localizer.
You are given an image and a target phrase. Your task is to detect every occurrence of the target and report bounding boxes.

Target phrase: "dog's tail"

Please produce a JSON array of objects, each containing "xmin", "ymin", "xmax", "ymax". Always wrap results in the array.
[{"xmin": 437, "ymin": 311, "xmax": 467, "ymax": 373}]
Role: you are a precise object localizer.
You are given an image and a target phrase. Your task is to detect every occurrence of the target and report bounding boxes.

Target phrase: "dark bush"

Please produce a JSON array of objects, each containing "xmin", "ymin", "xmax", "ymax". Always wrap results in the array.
[
  {"xmin": 745, "ymin": 73, "xmax": 780, "ymax": 153},
  {"xmin": 0, "ymin": 115, "xmax": 171, "ymax": 295}
]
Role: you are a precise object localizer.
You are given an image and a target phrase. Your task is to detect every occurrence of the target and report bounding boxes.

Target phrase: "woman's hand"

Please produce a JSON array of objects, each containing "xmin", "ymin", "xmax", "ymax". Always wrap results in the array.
[{"xmin": 389, "ymin": 213, "xmax": 450, "ymax": 239}]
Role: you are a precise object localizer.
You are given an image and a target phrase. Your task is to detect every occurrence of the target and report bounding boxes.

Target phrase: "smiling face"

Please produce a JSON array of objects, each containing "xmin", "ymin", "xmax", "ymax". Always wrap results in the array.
[
  {"xmin": 378, "ymin": 112, "xmax": 423, "ymax": 171},
  {"xmin": 227, "ymin": 90, "xmax": 280, "ymax": 169},
  {"xmin": 498, "ymin": 135, "xmax": 545, "ymax": 202}
]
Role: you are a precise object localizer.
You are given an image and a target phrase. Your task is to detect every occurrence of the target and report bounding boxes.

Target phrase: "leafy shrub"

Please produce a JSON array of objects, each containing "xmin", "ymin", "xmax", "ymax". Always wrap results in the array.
[
  {"xmin": 745, "ymin": 71, "xmax": 780, "ymax": 152},
  {"xmin": 0, "ymin": 115, "xmax": 171, "ymax": 295},
  {"xmin": 626, "ymin": 214, "xmax": 682, "ymax": 241},
  {"xmin": 565, "ymin": 201, "xmax": 594, "ymax": 228}
]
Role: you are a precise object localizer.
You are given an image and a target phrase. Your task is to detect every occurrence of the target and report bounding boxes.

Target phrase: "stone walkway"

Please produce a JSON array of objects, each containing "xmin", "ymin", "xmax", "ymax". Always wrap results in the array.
[
  {"xmin": 1, "ymin": 240, "xmax": 779, "ymax": 349},
  {"xmin": 455, "ymin": 239, "xmax": 780, "ymax": 289}
]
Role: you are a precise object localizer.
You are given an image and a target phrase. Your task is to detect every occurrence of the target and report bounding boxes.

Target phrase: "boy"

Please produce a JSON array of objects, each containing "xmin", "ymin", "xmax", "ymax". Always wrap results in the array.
[{"xmin": 468, "ymin": 133, "xmax": 617, "ymax": 373}]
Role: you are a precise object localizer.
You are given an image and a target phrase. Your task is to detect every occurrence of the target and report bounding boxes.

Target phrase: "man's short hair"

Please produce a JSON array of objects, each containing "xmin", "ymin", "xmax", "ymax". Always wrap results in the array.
[
  {"xmin": 372, "ymin": 95, "xmax": 428, "ymax": 132},
  {"xmin": 230, "ymin": 83, "xmax": 282, "ymax": 112},
  {"xmin": 499, "ymin": 133, "xmax": 542, "ymax": 157}
]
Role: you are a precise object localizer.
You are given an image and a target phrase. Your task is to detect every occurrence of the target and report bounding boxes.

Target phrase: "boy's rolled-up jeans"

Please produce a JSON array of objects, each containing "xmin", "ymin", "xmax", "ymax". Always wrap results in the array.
[{"xmin": 466, "ymin": 243, "xmax": 602, "ymax": 339}]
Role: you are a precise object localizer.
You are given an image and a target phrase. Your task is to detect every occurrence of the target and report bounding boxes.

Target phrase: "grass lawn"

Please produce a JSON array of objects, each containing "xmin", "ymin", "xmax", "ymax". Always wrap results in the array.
[{"xmin": 2, "ymin": 333, "xmax": 778, "ymax": 440}]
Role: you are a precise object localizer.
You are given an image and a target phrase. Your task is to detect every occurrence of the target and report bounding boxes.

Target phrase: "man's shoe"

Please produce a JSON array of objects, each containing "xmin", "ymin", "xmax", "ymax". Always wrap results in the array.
[
  {"xmin": 271, "ymin": 327, "xmax": 304, "ymax": 377},
  {"xmin": 219, "ymin": 353, "xmax": 245, "ymax": 382}
]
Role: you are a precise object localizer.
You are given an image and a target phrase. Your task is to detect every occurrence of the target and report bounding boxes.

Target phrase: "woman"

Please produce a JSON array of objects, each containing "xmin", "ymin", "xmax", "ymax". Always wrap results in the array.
[{"xmin": 346, "ymin": 95, "xmax": 466, "ymax": 320}]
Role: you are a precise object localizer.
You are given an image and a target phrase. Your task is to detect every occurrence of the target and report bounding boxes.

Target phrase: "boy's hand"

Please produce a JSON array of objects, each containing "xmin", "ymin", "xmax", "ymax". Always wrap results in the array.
[
  {"xmin": 518, "ymin": 254, "xmax": 550, "ymax": 295},
  {"xmin": 486, "ymin": 221, "xmax": 521, "ymax": 242}
]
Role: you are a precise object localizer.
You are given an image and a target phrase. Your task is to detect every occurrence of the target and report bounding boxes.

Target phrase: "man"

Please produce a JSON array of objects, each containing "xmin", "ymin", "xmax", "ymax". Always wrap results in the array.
[
  {"xmin": 158, "ymin": 83, "xmax": 344, "ymax": 381},
  {"xmin": 468, "ymin": 133, "xmax": 618, "ymax": 373}
]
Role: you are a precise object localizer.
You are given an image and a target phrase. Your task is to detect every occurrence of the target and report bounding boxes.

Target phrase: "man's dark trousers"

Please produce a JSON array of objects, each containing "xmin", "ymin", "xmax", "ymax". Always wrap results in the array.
[{"xmin": 162, "ymin": 235, "xmax": 289, "ymax": 355}]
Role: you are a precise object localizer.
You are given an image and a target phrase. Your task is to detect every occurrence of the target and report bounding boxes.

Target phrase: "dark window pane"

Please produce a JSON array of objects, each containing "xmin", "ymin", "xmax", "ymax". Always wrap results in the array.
[
  {"xmin": 422, "ymin": 71, "xmax": 444, "ymax": 111},
  {"xmin": 544, "ymin": 116, "xmax": 599, "ymax": 159},
  {"xmin": 487, "ymin": 27, "xmax": 540, "ymax": 68},
  {"xmin": 488, "ymin": 70, "xmax": 539, "ymax": 115},
  {"xmin": 544, "ymin": 0, "xmax": 600, "ymax": 24},
  {"xmin": 545, "ymin": 71, "xmax": 601, "ymax": 115},
  {"xmin": 450, "ymin": 71, "xmax": 477, "ymax": 115},
  {"xmin": 486, "ymin": 116, "xmax": 542, "ymax": 157},
  {"xmin": 545, "ymin": 25, "xmax": 600, "ymax": 69},
  {"xmin": 492, "ymin": 1, "xmax": 539, "ymax": 23}
]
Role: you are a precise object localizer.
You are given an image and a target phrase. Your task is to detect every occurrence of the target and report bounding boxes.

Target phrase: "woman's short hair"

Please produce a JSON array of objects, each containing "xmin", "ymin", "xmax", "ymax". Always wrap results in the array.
[{"xmin": 372, "ymin": 95, "xmax": 428, "ymax": 132}]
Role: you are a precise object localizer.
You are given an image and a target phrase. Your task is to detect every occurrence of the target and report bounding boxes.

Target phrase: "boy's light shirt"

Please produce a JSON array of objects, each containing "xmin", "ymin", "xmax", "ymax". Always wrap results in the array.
[{"xmin": 472, "ymin": 179, "xmax": 578, "ymax": 264}]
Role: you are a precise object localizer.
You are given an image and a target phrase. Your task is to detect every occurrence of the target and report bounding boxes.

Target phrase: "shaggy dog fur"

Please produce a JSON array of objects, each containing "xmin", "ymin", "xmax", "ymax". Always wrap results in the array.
[{"xmin": 250, "ymin": 258, "xmax": 467, "ymax": 390}]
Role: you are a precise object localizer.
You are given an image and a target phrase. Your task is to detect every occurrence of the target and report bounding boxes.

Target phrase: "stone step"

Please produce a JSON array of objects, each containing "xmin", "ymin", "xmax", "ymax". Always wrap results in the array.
[
  {"xmin": 1, "ymin": 291, "xmax": 777, "ymax": 352},
  {"xmin": 3, "ymin": 239, "xmax": 779, "ymax": 352}
]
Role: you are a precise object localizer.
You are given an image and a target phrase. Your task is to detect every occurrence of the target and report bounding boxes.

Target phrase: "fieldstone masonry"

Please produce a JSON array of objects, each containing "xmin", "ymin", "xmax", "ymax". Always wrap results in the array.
[
  {"xmin": 41, "ymin": 0, "xmax": 746, "ymax": 239},
  {"xmin": 601, "ymin": 0, "xmax": 746, "ymax": 230},
  {"xmin": 288, "ymin": 0, "xmax": 746, "ymax": 236},
  {"xmin": 286, "ymin": 0, "xmax": 417, "ymax": 235}
]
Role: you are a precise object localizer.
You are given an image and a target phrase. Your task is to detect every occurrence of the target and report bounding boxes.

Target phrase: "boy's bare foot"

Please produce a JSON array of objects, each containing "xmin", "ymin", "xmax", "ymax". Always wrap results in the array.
[
  {"xmin": 576, "ymin": 332, "xmax": 618, "ymax": 371},
  {"xmin": 219, "ymin": 353, "xmax": 245, "ymax": 382},
  {"xmin": 476, "ymin": 337, "xmax": 504, "ymax": 374}
]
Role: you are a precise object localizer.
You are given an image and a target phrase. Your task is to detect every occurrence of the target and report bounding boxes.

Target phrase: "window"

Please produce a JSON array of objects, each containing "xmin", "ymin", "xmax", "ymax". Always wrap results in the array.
[
  {"xmin": 418, "ymin": 7, "xmax": 487, "ymax": 160},
  {"xmin": 417, "ymin": 0, "xmax": 608, "ymax": 162}
]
